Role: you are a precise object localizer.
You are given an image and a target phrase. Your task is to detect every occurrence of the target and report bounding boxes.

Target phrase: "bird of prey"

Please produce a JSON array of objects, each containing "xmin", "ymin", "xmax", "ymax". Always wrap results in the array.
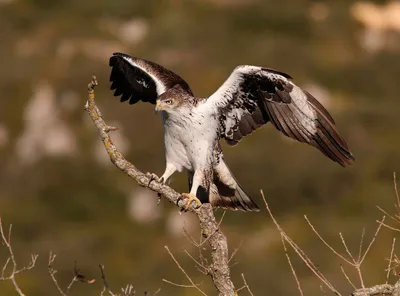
[{"xmin": 109, "ymin": 52, "xmax": 354, "ymax": 212}]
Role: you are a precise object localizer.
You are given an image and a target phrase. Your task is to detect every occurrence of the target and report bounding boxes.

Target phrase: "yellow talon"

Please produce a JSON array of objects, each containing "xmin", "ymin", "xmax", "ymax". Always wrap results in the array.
[{"xmin": 180, "ymin": 193, "xmax": 202, "ymax": 210}]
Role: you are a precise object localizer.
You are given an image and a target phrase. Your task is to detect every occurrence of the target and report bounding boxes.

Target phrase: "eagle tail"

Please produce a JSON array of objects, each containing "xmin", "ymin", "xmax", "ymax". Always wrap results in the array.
[{"xmin": 209, "ymin": 161, "xmax": 260, "ymax": 212}]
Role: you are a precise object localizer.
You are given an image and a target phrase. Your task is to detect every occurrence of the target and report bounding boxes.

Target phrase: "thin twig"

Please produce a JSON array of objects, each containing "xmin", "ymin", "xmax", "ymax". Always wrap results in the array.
[
  {"xmin": 184, "ymin": 250, "xmax": 208, "ymax": 275},
  {"xmin": 394, "ymin": 172, "xmax": 400, "ymax": 214},
  {"xmin": 357, "ymin": 228, "xmax": 365, "ymax": 263},
  {"xmin": 304, "ymin": 215, "xmax": 353, "ymax": 266},
  {"xmin": 198, "ymin": 210, "xmax": 226, "ymax": 247},
  {"xmin": 355, "ymin": 264, "xmax": 366, "ymax": 294},
  {"xmin": 376, "ymin": 206, "xmax": 398, "ymax": 223},
  {"xmin": 386, "ymin": 238, "xmax": 396, "ymax": 284},
  {"xmin": 229, "ymin": 240, "xmax": 243, "ymax": 264},
  {"xmin": 281, "ymin": 237, "xmax": 303, "ymax": 296},
  {"xmin": 240, "ymin": 274, "xmax": 255, "ymax": 296},
  {"xmin": 340, "ymin": 265, "xmax": 357, "ymax": 290},
  {"xmin": 48, "ymin": 253, "xmax": 68, "ymax": 296},
  {"xmin": 120, "ymin": 284, "xmax": 135, "ymax": 296},
  {"xmin": 380, "ymin": 222, "xmax": 400, "ymax": 232},
  {"xmin": 99, "ymin": 265, "xmax": 116, "ymax": 296},
  {"xmin": 360, "ymin": 216, "xmax": 385, "ymax": 264},
  {"xmin": 183, "ymin": 226, "xmax": 200, "ymax": 247},
  {"xmin": 339, "ymin": 232, "xmax": 355, "ymax": 264},
  {"xmin": 48, "ymin": 252, "xmax": 80, "ymax": 296},
  {"xmin": 162, "ymin": 279, "xmax": 196, "ymax": 288}
]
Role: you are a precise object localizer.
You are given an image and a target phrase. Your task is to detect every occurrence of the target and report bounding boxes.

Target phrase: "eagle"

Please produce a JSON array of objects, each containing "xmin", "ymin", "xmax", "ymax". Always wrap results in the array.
[{"xmin": 109, "ymin": 52, "xmax": 354, "ymax": 212}]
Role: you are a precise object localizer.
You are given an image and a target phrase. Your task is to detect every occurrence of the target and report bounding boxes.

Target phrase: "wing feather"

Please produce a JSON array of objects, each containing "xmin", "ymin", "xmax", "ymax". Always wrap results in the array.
[
  {"xmin": 206, "ymin": 65, "xmax": 354, "ymax": 166},
  {"xmin": 109, "ymin": 52, "xmax": 193, "ymax": 105}
]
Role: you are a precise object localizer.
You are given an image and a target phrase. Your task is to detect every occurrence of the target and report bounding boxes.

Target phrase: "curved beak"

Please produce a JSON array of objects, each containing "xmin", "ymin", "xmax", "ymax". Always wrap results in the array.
[{"xmin": 155, "ymin": 100, "xmax": 162, "ymax": 113}]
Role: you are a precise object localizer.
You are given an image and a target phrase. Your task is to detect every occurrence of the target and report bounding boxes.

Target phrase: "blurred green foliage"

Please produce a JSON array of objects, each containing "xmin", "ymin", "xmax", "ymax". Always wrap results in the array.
[{"xmin": 0, "ymin": 0, "xmax": 399, "ymax": 295}]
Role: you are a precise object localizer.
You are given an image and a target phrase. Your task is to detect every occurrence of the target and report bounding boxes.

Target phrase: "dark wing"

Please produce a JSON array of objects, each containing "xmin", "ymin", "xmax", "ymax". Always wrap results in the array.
[
  {"xmin": 206, "ymin": 65, "xmax": 354, "ymax": 167},
  {"xmin": 109, "ymin": 52, "xmax": 193, "ymax": 105}
]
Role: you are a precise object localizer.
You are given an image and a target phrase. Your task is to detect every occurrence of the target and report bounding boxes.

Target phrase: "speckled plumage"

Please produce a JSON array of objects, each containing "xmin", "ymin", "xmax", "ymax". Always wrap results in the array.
[{"xmin": 109, "ymin": 53, "xmax": 355, "ymax": 211}]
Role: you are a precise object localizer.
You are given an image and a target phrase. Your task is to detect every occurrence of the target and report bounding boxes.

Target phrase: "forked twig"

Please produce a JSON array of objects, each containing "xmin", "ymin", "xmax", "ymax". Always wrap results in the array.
[
  {"xmin": 240, "ymin": 273, "xmax": 255, "ymax": 296},
  {"xmin": 48, "ymin": 252, "xmax": 78, "ymax": 296},
  {"xmin": 163, "ymin": 246, "xmax": 207, "ymax": 296},
  {"xmin": 0, "ymin": 217, "xmax": 38, "ymax": 296}
]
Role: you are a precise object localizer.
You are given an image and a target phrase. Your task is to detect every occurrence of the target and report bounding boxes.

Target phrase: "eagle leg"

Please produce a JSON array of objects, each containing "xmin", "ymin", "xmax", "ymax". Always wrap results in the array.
[{"xmin": 178, "ymin": 193, "xmax": 202, "ymax": 211}]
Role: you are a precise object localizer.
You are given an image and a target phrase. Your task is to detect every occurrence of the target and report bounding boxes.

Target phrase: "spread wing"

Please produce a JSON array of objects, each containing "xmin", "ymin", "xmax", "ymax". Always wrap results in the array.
[
  {"xmin": 206, "ymin": 65, "xmax": 355, "ymax": 167},
  {"xmin": 109, "ymin": 52, "xmax": 193, "ymax": 105}
]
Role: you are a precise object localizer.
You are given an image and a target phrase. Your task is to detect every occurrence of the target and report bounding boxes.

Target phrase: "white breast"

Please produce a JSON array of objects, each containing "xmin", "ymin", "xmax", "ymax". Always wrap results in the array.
[
  {"xmin": 162, "ymin": 109, "xmax": 218, "ymax": 172},
  {"xmin": 164, "ymin": 124, "xmax": 191, "ymax": 172}
]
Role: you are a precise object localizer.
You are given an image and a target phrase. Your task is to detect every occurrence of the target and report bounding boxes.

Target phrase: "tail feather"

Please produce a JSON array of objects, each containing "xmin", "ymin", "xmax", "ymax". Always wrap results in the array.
[{"xmin": 210, "ymin": 161, "xmax": 259, "ymax": 212}]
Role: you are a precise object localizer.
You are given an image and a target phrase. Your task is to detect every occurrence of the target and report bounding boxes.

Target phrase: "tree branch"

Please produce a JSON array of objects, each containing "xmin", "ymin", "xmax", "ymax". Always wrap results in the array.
[
  {"xmin": 351, "ymin": 281, "xmax": 400, "ymax": 296},
  {"xmin": 85, "ymin": 76, "xmax": 235, "ymax": 296}
]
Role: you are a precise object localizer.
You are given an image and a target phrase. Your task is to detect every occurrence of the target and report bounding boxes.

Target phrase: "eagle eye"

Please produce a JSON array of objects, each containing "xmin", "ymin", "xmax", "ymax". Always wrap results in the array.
[{"xmin": 165, "ymin": 99, "xmax": 173, "ymax": 105}]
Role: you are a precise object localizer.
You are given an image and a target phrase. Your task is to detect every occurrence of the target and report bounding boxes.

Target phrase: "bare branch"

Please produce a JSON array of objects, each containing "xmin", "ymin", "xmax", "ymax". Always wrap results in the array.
[
  {"xmin": 85, "ymin": 76, "xmax": 235, "ymax": 295},
  {"xmin": 351, "ymin": 281, "xmax": 400, "ymax": 296}
]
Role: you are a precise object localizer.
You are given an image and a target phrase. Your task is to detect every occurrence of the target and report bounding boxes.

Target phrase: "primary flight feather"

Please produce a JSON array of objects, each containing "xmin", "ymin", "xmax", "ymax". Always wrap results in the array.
[{"xmin": 109, "ymin": 52, "xmax": 355, "ymax": 211}]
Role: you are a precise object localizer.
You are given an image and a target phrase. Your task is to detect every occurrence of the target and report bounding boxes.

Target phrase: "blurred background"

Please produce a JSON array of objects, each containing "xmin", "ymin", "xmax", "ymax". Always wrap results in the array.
[{"xmin": 0, "ymin": 0, "xmax": 400, "ymax": 295}]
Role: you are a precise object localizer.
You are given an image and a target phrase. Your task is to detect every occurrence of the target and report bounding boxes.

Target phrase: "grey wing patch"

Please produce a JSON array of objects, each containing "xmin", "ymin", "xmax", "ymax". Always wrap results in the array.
[
  {"xmin": 218, "ymin": 72, "xmax": 281, "ymax": 145},
  {"xmin": 216, "ymin": 67, "xmax": 354, "ymax": 167}
]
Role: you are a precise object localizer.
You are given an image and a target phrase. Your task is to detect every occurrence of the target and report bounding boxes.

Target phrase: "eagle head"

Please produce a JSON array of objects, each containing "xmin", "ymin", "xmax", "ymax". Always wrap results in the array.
[{"xmin": 155, "ymin": 85, "xmax": 189, "ymax": 114}]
